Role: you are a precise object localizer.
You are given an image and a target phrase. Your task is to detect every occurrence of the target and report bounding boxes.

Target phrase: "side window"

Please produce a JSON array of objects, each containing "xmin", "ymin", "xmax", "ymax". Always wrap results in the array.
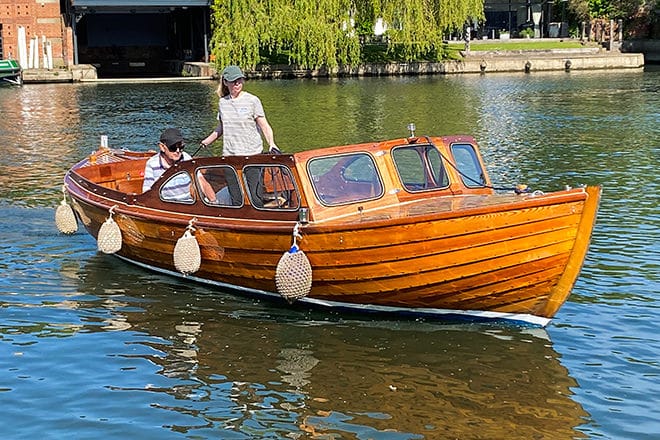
[
  {"xmin": 160, "ymin": 171, "xmax": 194, "ymax": 203},
  {"xmin": 243, "ymin": 165, "xmax": 299, "ymax": 210},
  {"xmin": 308, "ymin": 153, "xmax": 383, "ymax": 205},
  {"xmin": 392, "ymin": 145, "xmax": 449, "ymax": 191},
  {"xmin": 450, "ymin": 143, "xmax": 486, "ymax": 187},
  {"xmin": 393, "ymin": 147, "xmax": 424, "ymax": 190},
  {"xmin": 196, "ymin": 166, "xmax": 243, "ymax": 207},
  {"xmin": 428, "ymin": 148, "xmax": 450, "ymax": 188}
]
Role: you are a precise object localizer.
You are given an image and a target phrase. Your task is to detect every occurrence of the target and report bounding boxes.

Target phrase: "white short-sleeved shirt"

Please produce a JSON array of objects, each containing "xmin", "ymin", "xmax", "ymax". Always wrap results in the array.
[{"xmin": 218, "ymin": 92, "xmax": 265, "ymax": 156}]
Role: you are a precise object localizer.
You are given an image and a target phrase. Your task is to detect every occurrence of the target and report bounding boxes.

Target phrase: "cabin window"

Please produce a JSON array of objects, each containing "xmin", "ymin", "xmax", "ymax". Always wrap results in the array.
[
  {"xmin": 242, "ymin": 165, "xmax": 300, "ymax": 210},
  {"xmin": 159, "ymin": 171, "xmax": 195, "ymax": 204},
  {"xmin": 392, "ymin": 145, "xmax": 449, "ymax": 191},
  {"xmin": 450, "ymin": 143, "xmax": 486, "ymax": 187},
  {"xmin": 196, "ymin": 166, "xmax": 243, "ymax": 207},
  {"xmin": 308, "ymin": 153, "xmax": 383, "ymax": 205}
]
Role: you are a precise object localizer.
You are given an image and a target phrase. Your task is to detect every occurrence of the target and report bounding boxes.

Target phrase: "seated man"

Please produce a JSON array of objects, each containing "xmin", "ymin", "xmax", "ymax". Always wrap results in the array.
[
  {"xmin": 143, "ymin": 128, "xmax": 192, "ymax": 194},
  {"xmin": 142, "ymin": 127, "xmax": 215, "ymax": 203}
]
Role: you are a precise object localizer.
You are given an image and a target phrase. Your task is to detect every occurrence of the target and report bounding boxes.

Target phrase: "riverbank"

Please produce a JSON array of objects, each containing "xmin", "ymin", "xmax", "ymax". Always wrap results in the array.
[
  {"xmin": 252, "ymin": 48, "xmax": 644, "ymax": 78},
  {"xmin": 19, "ymin": 45, "xmax": 646, "ymax": 84}
]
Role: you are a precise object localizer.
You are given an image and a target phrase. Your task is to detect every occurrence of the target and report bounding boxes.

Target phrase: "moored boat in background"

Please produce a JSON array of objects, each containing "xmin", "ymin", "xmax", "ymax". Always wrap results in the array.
[
  {"xmin": 58, "ymin": 126, "xmax": 601, "ymax": 326},
  {"xmin": 0, "ymin": 59, "xmax": 22, "ymax": 85}
]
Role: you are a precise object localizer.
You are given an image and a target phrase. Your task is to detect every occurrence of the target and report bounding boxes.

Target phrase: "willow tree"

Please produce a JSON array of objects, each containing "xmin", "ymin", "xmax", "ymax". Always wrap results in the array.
[
  {"xmin": 377, "ymin": 0, "xmax": 484, "ymax": 61},
  {"xmin": 209, "ymin": 0, "xmax": 484, "ymax": 70}
]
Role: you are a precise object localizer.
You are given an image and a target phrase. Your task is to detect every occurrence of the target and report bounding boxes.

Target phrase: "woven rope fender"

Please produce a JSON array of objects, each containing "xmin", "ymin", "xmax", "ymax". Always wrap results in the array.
[
  {"xmin": 276, "ymin": 246, "xmax": 312, "ymax": 303},
  {"xmin": 55, "ymin": 185, "xmax": 78, "ymax": 235},
  {"xmin": 97, "ymin": 206, "xmax": 122, "ymax": 254},
  {"xmin": 173, "ymin": 219, "xmax": 201, "ymax": 275},
  {"xmin": 55, "ymin": 200, "xmax": 78, "ymax": 234},
  {"xmin": 275, "ymin": 223, "xmax": 312, "ymax": 303}
]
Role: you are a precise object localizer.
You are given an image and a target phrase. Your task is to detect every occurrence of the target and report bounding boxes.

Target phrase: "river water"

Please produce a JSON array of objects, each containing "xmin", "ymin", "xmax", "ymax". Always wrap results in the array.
[{"xmin": 0, "ymin": 68, "xmax": 658, "ymax": 439}]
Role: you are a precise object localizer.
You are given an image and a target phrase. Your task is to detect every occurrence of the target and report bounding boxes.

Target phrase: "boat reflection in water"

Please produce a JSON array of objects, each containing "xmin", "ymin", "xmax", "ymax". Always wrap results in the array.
[{"xmin": 77, "ymin": 255, "xmax": 589, "ymax": 439}]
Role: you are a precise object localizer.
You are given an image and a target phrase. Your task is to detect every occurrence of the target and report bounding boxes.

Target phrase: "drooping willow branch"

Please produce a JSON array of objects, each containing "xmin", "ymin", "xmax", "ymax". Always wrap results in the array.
[{"xmin": 209, "ymin": 0, "xmax": 484, "ymax": 70}]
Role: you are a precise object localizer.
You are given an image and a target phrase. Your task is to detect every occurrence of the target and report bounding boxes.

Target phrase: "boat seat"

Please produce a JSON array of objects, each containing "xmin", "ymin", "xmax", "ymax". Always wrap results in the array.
[{"xmin": 116, "ymin": 179, "xmax": 144, "ymax": 194}]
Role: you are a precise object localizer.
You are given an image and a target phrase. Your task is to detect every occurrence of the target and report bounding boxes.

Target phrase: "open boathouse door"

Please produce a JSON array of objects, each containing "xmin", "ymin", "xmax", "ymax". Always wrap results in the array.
[{"xmin": 67, "ymin": 0, "xmax": 210, "ymax": 77}]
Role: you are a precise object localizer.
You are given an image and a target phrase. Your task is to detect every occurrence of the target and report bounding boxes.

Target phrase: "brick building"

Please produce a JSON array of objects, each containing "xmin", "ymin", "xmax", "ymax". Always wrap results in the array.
[
  {"xmin": 0, "ymin": 0, "xmax": 72, "ymax": 66},
  {"xmin": 1, "ymin": 0, "xmax": 208, "ymax": 76}
]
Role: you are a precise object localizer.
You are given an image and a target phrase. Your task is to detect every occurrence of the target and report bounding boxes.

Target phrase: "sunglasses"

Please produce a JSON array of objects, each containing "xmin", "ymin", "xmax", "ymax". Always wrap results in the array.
[{"xmin": 166, "ymin": 142, "xmax": 185, "ymax": 152}]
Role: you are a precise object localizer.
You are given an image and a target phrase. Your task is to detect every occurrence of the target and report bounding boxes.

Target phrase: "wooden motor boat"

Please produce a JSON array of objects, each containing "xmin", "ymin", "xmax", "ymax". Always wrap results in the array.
[
  {"xmin": 59, "ymin": 128, "xmax": 601, "ymax": 326},
  {"xmin": 0, "ymin": 59, "xmax": 22, "ymax": 85}
]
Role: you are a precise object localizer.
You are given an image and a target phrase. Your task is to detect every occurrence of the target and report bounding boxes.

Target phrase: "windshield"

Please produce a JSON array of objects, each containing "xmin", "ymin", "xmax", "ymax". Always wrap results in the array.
[{"xmin": 308, "ymin": 153, "xmax": 383, "ymax": 205}]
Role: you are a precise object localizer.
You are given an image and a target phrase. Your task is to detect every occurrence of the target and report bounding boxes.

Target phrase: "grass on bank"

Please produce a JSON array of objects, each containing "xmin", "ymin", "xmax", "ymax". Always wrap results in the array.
[
  {"xmin": 441, "ymin": 39, "xmax": 595, "ymax": 59},
  {"xmin": 448, "ymin": 40, "xmax": 594, "ymax": 52},
  {"xmin": 367, "ymin": 39, "xmax": 597, "ymax": 63}
]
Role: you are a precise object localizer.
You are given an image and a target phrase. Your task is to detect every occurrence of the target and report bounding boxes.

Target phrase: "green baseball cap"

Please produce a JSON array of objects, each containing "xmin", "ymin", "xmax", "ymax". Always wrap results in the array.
[{"xmin": 222, "ymin": 65, "xmax": 245, "ymax": 81}]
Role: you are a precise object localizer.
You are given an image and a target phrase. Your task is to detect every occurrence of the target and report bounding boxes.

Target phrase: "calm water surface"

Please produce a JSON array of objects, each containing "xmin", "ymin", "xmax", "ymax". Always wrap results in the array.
[{"xmin": 0, "ymin": 68, "xmax": 658, "ymax": 439}]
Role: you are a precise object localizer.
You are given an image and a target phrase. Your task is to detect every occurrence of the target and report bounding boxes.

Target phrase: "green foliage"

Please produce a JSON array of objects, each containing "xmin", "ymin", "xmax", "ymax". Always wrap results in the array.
[
  {"xmin": 209, "ymin": 0, "xmax": 484, "ymax": 69},
  {"xmin": 518, "ymin": 28, "xmax": 535, "ymax": 38},
  {"xmin": 568, "ymin": 0, "xmax": 591, "ymax": 19},
  {"xmin": 568, "ymin": 0, "xmax": 657, "ymax": 37},
  {"xmin": 582, "ymin": 0, "xmax": 655, "ymax": 19},
  {"xmin": 589, "ymin": 0, "xmax": 616, "ymax": 17},
  {"xmin": 361, "ymin": 41, "xmax": 452, "ymax": 62}
]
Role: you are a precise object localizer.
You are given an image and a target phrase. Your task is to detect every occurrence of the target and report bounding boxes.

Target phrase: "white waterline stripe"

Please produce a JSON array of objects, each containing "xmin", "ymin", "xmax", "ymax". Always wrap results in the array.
[{"xmin": 116, "ymin": 254, "xmax": 551, "ymax": 327}]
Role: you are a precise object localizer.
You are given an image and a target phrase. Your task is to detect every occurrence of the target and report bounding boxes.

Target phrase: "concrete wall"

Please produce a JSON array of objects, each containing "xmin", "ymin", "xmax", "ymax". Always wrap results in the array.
[
  {"xmin": 623, "ymin": 39, "xmax": 660, "ymax": 63},
  {"xmin": 252, "ymin": 52, "xmax": 644, "ymax": 78},
  {"xmin": 456, "ymin": 53, "xmax": 645, "ymax": 74},
  {"xmin": 167, "ymin": 60, "xmax": 217, "ymax": 78}
]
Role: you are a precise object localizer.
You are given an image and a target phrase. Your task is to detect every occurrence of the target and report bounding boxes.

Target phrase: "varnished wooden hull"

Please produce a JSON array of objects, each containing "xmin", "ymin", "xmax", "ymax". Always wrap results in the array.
[
  {"xmin": 63, "ymin": 138, "xmax": 600, "ymax": 326},
  {"xmin": 303, "ymin": 188, "xmax": 600, "ymax": 320},
  {"xmin": 66, "ymin": 185, "xmax": 599, "ymax": 326}
]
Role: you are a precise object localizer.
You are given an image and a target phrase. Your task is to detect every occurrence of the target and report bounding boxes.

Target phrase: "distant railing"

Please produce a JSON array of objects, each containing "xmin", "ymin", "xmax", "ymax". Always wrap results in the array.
[{"xmin": 582, "ymin": 19, "xmax": 624, "ymax": 50}]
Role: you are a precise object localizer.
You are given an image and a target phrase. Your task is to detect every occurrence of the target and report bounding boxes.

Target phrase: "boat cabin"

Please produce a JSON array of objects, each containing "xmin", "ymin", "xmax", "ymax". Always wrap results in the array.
[{"xmin": 70, "ymin": 135, "xmax": 494, "ymax": 223}]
